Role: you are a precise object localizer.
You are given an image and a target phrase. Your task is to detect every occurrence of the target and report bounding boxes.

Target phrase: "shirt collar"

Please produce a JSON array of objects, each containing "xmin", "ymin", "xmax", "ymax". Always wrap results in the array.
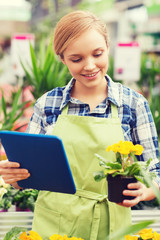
[
  {"xmin": 106, "ymin": 75, "xmax": 121, "ymax": 107},
  {"xmin": 59, "ymin": 75, "xmax": 122, "ymax": 111},
  {"xmin": 59, "ymin": 78, "xmax": 75, "ymax": 110}
]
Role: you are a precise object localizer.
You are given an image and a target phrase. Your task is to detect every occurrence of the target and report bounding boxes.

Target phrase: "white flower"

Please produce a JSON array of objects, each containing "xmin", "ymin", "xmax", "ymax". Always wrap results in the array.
[
  {"xmin": 0, "ymin": 176, "xmax": 9, "ymax": 200},
  {"xmin": 0, "ymin": 188, "xmax": 7, "ymax": 200}
]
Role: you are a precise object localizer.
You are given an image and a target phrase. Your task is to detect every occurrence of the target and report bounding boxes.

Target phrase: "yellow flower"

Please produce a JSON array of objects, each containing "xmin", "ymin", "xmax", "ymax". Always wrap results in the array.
[
  {"xmin": 138, "ymin": 228, "xmax": 153, "ymax": 239},
  {"xmin": 132, "ymin": 144, "xmax": 144, "ymax": 155},
  {"xmin": 19, "ymin": 231, "xmax": 42, "ymax": 240},
  {"xmin": 49, "ymin": 234, "xmax": 84, "ymax": 240},
  {"xmin": 106, "ymin": 143, "xmax": 119, "ymax": 153},
  {"xmin": 49, "ymin": 234, "xmax": 65, "ymax": 240},
  {"xmin": 125, "ymin": 235, "xmax": 139, "ymax": 240},
  {"xmin": 19, "ymin": 232, "xmax": 28, "ymax": 240},
  {"xmin": 106, "ymin": 141, "xmax": 144, "ymax": 156},
  {"xmin": 153, "ymin": 231, "xmax": 160, "ymax": 240}
]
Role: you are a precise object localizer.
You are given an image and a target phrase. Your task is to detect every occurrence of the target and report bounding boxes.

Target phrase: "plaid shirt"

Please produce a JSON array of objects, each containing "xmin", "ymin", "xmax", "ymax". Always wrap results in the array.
[{"xmin": 27, "ymin": 75, "xmax": 160, "ymax": 186}]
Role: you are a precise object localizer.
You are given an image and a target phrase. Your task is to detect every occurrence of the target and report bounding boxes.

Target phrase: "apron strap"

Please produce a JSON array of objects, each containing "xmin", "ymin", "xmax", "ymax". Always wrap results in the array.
[
  {"xmin": 111, "ymin": 103, "xmax": 118, "ymax": 119},
  {"xmin": 76, "ymin": 189, "xmax": 108, "ymax": 240},
  {"xmin": 76, "ymin": 189, "xmax": 107, "ymax": 202},
  {"xmin": 90, "ymin": 203, "xmax": 101, "ymax": 240},
  {"xmin": 61, "ymin": 104, "xmax": 69, "ymax": 115}
]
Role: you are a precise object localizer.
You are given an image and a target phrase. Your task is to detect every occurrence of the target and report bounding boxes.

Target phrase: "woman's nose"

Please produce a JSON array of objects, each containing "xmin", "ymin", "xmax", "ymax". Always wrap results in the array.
[{"xmin": 83, "ymin": 59, "xmax": 95, "ymax": 71}]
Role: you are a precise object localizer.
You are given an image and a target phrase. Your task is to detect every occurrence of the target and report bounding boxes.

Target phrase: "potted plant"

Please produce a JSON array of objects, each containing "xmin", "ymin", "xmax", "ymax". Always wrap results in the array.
[
  {"xmin": 0, "ymin": 176, "xmax": 10, "ymax": 211},
  {"xmin": 12, "ymin": 189, "xmax": 39, "ymax": 212},
  {"xmin": 94, "ymin": 141, "xmax": 157, "ymax": 203},
  {"xmin": 21, "ymin": 37, "xmax": 71, "ymax": 100},
  {"xmin": 0, "ymin": 88, "xmax": 30, "ymax": 131},
  {"xmin": 0, "ymin": 185, "xmax": 16, "ymax": 212}
]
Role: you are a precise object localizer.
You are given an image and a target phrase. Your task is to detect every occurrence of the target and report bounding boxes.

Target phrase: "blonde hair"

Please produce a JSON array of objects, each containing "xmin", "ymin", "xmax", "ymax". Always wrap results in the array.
[{"xmin": 53, "ymin": 10, "xmax": 109, "ymax": 58}]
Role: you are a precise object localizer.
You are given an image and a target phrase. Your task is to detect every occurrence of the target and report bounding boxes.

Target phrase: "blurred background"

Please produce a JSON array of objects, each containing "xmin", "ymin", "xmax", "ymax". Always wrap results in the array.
[
  {"xmin": 0, "ymin": 0, "xmax": 160, "ymax": 144},
  {"xmin": 0, "ymin": 0, "xmax": 160, "ymax": 136},
  {"xmin": 0, "ymin": 0, "xmax": 160, "ymax": 221}
]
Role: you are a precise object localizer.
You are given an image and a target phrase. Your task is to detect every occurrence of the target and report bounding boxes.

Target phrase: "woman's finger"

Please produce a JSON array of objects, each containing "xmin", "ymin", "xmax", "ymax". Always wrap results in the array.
[
  {"xmin": 0, "ymin": 160, "xmax": 20, "ymax": 168},
  {"xmin": 0, "ymin": 168, "xmax": 29, "ymax": 174},
  {"xmin": 2, "ymin": 174, "xmax": 30, "ymax": 184}
]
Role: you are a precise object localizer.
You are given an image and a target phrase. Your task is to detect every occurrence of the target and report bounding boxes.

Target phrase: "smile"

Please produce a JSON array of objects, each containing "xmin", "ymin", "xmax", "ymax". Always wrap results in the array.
[{"xmin": 82, "ymin": 71, "xmax": 99, "ymax": 77}]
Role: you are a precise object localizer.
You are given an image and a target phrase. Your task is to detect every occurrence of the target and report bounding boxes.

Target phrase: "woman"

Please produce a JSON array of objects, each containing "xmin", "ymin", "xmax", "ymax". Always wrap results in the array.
[{"xmin": 0, "ymin": 11, "xmax": 160, "ymax": 240}]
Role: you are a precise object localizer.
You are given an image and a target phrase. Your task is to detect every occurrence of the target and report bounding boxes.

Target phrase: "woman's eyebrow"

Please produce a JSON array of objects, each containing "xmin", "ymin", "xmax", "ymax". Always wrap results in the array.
[
  {"xmin": 68, "ymin": 47, "xmax": 103, "ymax": 58},
  {"xmin": 68, "ymin": 54, "xmax": 81, "ymax": 57},
  {"xmin": 67, "ymin": 47, "xmax": 104, "ymax": 58}
]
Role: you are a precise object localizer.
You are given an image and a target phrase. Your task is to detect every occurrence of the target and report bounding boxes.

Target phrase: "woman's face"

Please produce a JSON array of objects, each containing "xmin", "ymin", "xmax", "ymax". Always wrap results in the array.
[{"xmin": 61, "ymin": 28, "xmax": 109, "ymax": 91}]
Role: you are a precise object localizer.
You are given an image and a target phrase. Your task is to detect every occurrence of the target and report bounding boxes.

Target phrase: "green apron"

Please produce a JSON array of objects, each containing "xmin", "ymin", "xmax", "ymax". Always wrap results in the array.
[{"xmin": 32, "ymin": 103, "xmax": 131, "ymax": 240}]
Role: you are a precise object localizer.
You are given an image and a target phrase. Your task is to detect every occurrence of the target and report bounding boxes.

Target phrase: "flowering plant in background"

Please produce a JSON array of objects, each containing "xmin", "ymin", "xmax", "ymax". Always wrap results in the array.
[
  {"xmin": 94, "ymin": 140, "xmax": 156, "ymax": 187},
  {"xmin": 3, "ymin": 222, "xmax": 156, "ymax": 240},
  {"xmin": 0, "ymin": 175, "xmax": 9, "ymax": 200},
  {"xmin": 19, "ymin": 232, "xmax": 84, "ymax": 240},
  {"xmin": 125, "ymin": 228, "xmax": 160, "ymax": 240},
  {"xmin": 0, "ymin": 88, "xmax": 30, "ymax": 131},
  {"xmin": 3, "ymin": 227, "xmax": 84, "ymax": 240}
]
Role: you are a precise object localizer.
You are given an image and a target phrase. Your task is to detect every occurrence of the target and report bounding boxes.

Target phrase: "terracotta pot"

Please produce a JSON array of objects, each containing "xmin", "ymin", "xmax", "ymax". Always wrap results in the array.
[{"xmin": 107, "ymin": 175, "xmax": 137, "ymax": 203}]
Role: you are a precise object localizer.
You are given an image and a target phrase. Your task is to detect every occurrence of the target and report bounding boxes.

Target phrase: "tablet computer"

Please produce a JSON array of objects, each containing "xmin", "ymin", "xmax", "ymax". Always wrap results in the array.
[{"xmin": 0, "ymin": 131, "xmax": 76, "ymax": 194}]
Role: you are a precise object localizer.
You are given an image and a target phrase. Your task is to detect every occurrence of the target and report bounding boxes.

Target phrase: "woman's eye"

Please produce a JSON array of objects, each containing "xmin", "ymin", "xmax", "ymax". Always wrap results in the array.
[
  {"xmin": 94, "ymin": 52, "xmax": 103, "ymax": 57},
  {"xmin": 71, "ymin": 59, "xmax": 81, "ymax": 63}
]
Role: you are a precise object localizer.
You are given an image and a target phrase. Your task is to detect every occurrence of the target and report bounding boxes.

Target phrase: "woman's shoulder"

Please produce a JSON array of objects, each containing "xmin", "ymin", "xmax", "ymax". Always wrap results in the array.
[
  {"xmin": 108, "ymin": 76, "xmax": 148, "ymax": 111},
  {"xmin": 35, "ymin": 86, "xmax": 66, "ymax": 110},
  {"xmin": 114, "ymin": 80, "xmax": 148, "ymax": 109}
]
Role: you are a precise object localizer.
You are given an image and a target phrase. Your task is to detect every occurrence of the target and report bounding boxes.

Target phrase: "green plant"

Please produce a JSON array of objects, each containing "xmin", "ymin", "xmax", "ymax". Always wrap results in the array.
[
  {"xmin": 21, "ymin": 37, "xmax": 71, "ymax": 100},
  {"xmin": 3, "ymin": 227, "xmax": 27, "ymax": 240},
  {"xmin": 0, "ymin": 88, "xmax": 29, "ymax": 131},
  {"xmin": 138, "ymin": 54, "xmax": 160, "ymax": 89},
  {"xmin": 12, "ymin": 189, "xmax": 39, "ymax": 212},
  {"xmin": 0, "ymin": 185, "xmax": 16, "ymax": 210},
  {"xmin": 0, "ymin": 176, "xmax": 10, "ymax": 201},
  {"xmin": 148, "ymin": 90, "xmax": 160, "ymax": 138}
]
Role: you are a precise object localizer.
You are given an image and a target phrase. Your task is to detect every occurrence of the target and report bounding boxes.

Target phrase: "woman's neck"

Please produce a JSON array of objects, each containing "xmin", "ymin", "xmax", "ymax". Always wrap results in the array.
[{"xmin": 71, "ymin": 80, "xmax": 108, "ymax": 112}]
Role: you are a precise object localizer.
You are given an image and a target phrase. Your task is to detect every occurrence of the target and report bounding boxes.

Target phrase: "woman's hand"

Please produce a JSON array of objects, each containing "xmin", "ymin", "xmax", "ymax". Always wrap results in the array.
[
  {"xmin": 118, "ymin": 180, "xmax": 159, "ymax": 208},
  {"xmin": 0, "ymin": 160, "xmax": 30, "ymax": 186}
]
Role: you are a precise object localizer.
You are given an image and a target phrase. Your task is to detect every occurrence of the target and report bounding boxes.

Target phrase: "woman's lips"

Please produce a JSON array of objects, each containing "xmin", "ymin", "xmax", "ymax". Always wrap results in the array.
[{"xmin": 81, "ymin": 71, "xmax": 100, "ymax": 79}]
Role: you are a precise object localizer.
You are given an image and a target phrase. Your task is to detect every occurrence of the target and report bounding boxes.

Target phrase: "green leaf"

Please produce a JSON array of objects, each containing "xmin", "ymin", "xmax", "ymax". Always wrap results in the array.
[
  {"xmin": 95, "ymin": 153, "xmax": 108, "ymax": 164},
  {"xmin": 9, "ymin": 89, "xmax": 21, "ymax": 123},
  {"xmin": 127, "ymin": 163, "xmax": 140, "ymax": 176},
  {"xmin": 106, "ymin": 220, "xmax": 154, "ymax": 240},
  {"xmin": 116, "ymin": 152, "xmax": 122, "ymax": 164},
  {"xmin": 1, "ymin": 91, "xmax": 7, "ymax": 119},
  {"xmin": 93, "ymin": 171, "xmax": 106, "ymax": 182},
  {"xmin": 105, "ymin": 162, "xmax": 122, "ymax": 169},
  {"xmin": 29, "ymin": 43, "xmax": 40, "ymax": 84},
  {"xmin": 3, "ymin": 227, "xmax": 27, "ymax": 240}
]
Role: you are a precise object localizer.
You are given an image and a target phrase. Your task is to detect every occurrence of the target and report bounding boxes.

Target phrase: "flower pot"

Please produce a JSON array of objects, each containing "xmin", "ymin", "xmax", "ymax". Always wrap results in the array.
[
  {"xmin": 0, "ymin": 209, "xmax": 8, "ymax": 212},
  {"xmin": 107, "ymin": 175, "xmax": 137, "ymax": 203},
  {"xmin": 16, "ymin": 206, "xmax": 31, "ymax": 212}
]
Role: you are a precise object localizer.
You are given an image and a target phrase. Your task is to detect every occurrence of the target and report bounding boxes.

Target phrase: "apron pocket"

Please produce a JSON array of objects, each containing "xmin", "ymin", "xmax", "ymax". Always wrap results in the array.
[{"xmin": 32, "ymin": 203, "xmax": 61, "ymax": 238}]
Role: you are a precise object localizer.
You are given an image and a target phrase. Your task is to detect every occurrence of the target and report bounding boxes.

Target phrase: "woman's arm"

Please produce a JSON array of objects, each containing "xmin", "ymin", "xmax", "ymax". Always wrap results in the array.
[{"xmin": 120, "ymin": 96, "xmax": 160, "ymax": 207}]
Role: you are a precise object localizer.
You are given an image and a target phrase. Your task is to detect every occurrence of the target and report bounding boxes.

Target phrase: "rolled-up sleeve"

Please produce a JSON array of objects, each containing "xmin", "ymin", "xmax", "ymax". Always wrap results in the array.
[
  {"xmin": 132, "ymin": 97, "xmax": 160, "ymax": 186},
  {"xmin": 26, "ymin": 94, "xmax": 47, "ymax": 135}
]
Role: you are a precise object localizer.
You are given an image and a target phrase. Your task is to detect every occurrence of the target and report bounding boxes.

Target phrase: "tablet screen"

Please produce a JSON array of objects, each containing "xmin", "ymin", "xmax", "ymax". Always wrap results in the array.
[{"xmin": 0, "ymin": 131, "xmax": 76, "ymax": 194}]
